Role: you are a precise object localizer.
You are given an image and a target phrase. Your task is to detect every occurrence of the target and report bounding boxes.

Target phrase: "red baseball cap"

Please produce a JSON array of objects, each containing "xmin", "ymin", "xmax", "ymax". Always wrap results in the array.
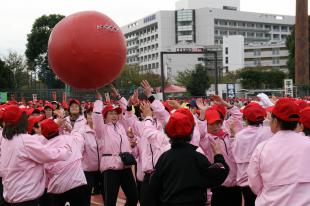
[
  {"xmin": 243, "ymin": 102, "xmax": 267, "ymax": 122},
  {"xmin": 40, "ymin": 119, "xmax": 59, "ymax": 138},
  {"xmin": 300, "ymin": 107, "xmax": 310, "ymax": 129},
  {"xmin": 205, "ymin": 109, "xmax": 222, "ymax": 124},
  {"xmin": 210, "ymin": 104, "xmax": 227, "ymax": 119},
  {"xmin": 295, "ymin": 99, "xmax": 308, "ymax": 111},
  {"xmin": 102, "ymin": 104, "xmax": 122, "ymax": 118},
  {"xmin": 27, "ymin": 115, "xmax": 45, "ymax": 134},
  {"xmin": 44, "ymin": 103, "xmax": 55, "ymax": 110},
  {"xmin": 272, "ymin": 98, "xmax": 300, "ymax": 122},
  {"xmin": 165, "ymin": 108, "xmax": 195, "ymax": 138},
  {"xmin": 69, "ymin": 98, "xmax": 81, "ymax": 106},
  {"xmin": 2, "ymin": 105, "xmax": 24, "ymax": 124}
]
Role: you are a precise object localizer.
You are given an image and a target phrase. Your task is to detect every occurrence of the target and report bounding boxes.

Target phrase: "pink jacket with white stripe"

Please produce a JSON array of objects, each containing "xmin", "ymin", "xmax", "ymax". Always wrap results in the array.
[
  {"xmin": 92, "ymin": 100, "xmax": 132, "ymax": 172},
  {"xmin": 248, "ymin": 131, "xmax": 310, "ymax": 206},
  {"xmin": 44, "ymin": 131, "xmax": 86, "ymax": 194},
  {"xmin": 232, "ymin": 125, "xmax": 273, "ymax": 187},
  {"xmin": 0, "ymin": 134, "xmax": 71, "ymax": 203},
  {"xmin": 78, "ymin": 124, "xmax": 101, "ymax": 172}
]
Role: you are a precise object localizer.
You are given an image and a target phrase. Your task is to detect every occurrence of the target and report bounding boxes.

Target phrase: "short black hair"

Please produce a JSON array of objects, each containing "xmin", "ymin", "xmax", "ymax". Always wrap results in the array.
[
  {"xmin": 304, "ymin": 128, "xmax": 310, "ymax": 137},
  {"xmin": 271, "ymin": 113, "xmax": 298, "ymax": 131},
  {"xmin": 3, "ymin": 112, "xmax": 28, "ymax": 140}
]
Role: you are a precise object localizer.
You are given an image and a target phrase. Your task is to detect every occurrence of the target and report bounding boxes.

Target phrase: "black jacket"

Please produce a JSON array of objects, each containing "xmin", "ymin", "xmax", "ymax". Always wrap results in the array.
[{"xmin": 149, "ymin": 141, "xmax": 229, "ymax": 206}]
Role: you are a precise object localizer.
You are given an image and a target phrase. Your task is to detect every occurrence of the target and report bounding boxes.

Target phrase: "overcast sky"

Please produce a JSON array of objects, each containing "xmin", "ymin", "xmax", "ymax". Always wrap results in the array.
[{"xmin": 0, "ymin": 0, "xmax": 299, "ymax": 57}]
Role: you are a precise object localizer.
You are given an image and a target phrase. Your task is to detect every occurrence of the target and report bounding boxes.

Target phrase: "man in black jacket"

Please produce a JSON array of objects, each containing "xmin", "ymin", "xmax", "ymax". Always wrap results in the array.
[{"xmin": 147, "ymin": 108, "xmax": 229, "ymax": 206}]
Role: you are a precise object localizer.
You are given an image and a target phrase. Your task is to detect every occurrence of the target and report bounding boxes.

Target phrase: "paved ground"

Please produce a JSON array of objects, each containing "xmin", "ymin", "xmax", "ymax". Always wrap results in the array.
[{"xmin": 90, "ymin": 190, "xmax": 127, "ymax": 206}]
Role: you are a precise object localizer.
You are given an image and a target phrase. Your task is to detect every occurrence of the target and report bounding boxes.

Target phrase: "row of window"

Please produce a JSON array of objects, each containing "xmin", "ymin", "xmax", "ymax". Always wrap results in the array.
[
  {"xmin": 140, "ymin": 63, "xmax": 160, "ymax": 70},
  {"xmin": 251, "ymin": 48, "xmax": 281, "ymax": 56},
  {"xmin": 215, "ymin": 30, "xmax": 288, "ymax": 40},
  {"xmin": 177, "ymin": 10, "xmax": 194, "ymax": 22},
  {"xmin": 125, "ymin": 25, "xmax": 158, "ymax": 39},
  {"xmin": 215, "ymin": 20, "xmax": 292, "ymax": 32},
  {"xmin": 251, "ymin": 57, "xmax": 282, "ymax": 65}
]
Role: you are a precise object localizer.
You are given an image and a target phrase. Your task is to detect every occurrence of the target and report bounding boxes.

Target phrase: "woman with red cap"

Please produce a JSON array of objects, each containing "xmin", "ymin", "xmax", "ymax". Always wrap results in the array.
[
  {"xmin": 58, "ymin": 99, "xmax": 86, "ymax": 135},
  {"xmin": 40, "ymin": 118, "xmax": 88, "ymax": 206},
  {"xmin": 232, "ymin": 102, "xmax": 273, "ymax": 206},
  {"xmin": 92, "ymin": 92, "xmax": 138, "ymax": 206},
  {"xmin": 248, "ymin": 98, "xmax": 310, "ymax": 206},
  {"xmin": 44, "ymin": 103, "xmax": 55, "ymax": 119},
  {"xmin": 147, "ymin": 107, "xmax": 229, "ymax": 206},
  {"xmin": 0, "ymin": 105, "xmax": 72, "ymax": 206},
  {"xmin": 199, "ymin": 96, "xmax": 243, "ymax": 206}
]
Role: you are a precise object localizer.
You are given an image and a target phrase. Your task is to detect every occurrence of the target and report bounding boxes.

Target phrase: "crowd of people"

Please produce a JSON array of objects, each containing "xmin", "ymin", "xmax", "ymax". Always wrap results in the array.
[{"xmin": 0, "ymin": 80, "xmax": 310, "ymax": 206}]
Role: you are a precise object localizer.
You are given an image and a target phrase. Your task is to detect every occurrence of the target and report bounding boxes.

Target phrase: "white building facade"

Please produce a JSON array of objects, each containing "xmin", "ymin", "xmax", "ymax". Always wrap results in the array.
[{"xmin": 121, "ymin": 1, "xmax": 294, "ymax": 80}]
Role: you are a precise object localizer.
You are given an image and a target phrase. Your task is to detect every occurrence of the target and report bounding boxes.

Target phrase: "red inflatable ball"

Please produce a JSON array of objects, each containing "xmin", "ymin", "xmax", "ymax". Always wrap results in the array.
[{"xmin": 48, "ymin": 11, "xmax": 126, "ymax": 89}]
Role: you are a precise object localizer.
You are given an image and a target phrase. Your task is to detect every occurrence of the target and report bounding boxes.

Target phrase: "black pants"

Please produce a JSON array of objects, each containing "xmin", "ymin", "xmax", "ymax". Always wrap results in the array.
[
  {"xmin": 103, "ymin": 169, "xmax": 138, "ymax": 206},
  {"xmin": 49, "ymin": 185, "xmax": 89, "ymax": 206},
  {"xmin": 84, "ymin": 171, "xmax": 103, "ymax": 206},
  {"xmin": 38, "ymin": 189, "xmax": 52, "ymax": 206},
  {"xmin": 0, "ymin": 178, "xmax": 5, "ymax": 206},
  {"xmin": 4, "ymin": 199, "xmax": 39, "ymax": 206},
  {"xmin": 211, "ymin": 186, "xmax": 242, "ymax": 206},
  {"xmin": 241, "ymin": 186, "xmax": 256, "ymax": 206},
  {"xmin": 140, "ymin": 173, "xmax": 157, "ymax": 206}
]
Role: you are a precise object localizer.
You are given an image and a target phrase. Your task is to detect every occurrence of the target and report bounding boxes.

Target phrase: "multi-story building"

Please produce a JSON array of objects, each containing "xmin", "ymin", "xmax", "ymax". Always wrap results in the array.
[
  {"xmin": 121, "ymin": 0, "xmax": 294, "ymax": 79},
  {"xmin": 223, "ymin": 35, "xmax": 289, "ymax": 73}
]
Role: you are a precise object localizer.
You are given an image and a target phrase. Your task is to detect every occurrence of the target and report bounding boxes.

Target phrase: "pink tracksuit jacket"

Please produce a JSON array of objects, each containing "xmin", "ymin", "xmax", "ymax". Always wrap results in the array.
[
  {"xmin": 248, "ymin": 130, "xmax": 310, "ymax": 206},
  {"xmin": 92, "ymin": 100, "xmax": 132, "ymax": 172},
  {"xmin": 0, "ymin": 134, "xmax": 71, "ymax": 203},
  {"xmin": 232, "ymin": 125, "xmax": 273, "ymax": 187},
  {"xmin": 44, "ymin": 131, "xmax": 86, "ymax": 194}
]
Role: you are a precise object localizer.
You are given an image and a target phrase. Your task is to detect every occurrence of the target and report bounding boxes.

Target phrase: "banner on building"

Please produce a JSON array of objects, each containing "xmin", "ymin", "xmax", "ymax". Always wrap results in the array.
[
  {"xmin": 62, "ymin": 92, "xmax": 67, "ymax": 103},
  {"xmin": 0, "ymin": 92, "xmax": 7, "ymax": 103},
  {"xmin": 284, "ymin": 79, "xmax": 293, "ymax": 97},
  {"xmin": 226, "ymin": 84, "xmax": 236, "ymax": 98}
]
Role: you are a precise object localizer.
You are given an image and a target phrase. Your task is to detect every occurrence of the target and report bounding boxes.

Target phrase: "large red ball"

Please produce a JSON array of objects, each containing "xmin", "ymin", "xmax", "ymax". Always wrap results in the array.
[{"xmin": 48, "ymin": 11, "xmax": 126, "ymax": 89}]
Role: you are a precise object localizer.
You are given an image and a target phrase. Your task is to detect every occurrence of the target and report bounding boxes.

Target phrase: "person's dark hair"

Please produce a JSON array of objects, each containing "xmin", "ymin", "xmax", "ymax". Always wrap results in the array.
[
  {"xmin": 244, "ymin": 116, "xmax": 264, "ymax": 127},
  {"xmin": 45, "ymin": 132, "xmax": 59, "ymax": 140},
  {"xmin": 134, "ymin": 105, "xmax": 142, "ymax": 121},
  {"xmin": 304, "ymin": 128, "xmax": 310, "ymax": 136},
  {"xmin": 271, "ymin": 113, "xmax": 298, "ymax": 131},
  {"xmin": 83, "ymin": 109, "xmax": 92, "ymax": 119},
  {"xmin": 170, "ymin": 135, "xmax": 192, "ymax": 144},
  {"xmin": 3, "ymin": 112, "xmax": 28, "ymax": 140}
]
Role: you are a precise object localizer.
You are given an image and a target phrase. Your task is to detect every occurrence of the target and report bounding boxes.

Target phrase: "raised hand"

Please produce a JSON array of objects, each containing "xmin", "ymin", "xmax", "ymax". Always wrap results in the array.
[
  {"xmin": 95, "ymin": 90, "xmax": 103, "ymax": 101},
  {"xmin": 110, "ymin": 84, "xmax": 121, "ymax": 99},
  {"xmin": 166, "ymin": 100, "xmax": 181, "ymax": 110},
  {"xmin": 141, "ymin": 80, "xmax": 154, "ymax": 98},
  {"xmin": 210, "ymin": 95, "xmax": 231, "ymax": 108},
  {"xmin": 140, "ymin": 101, "xmax": 152, "ymax": 117},
  {"xmin": 196, "ymin": 98, "xmax": 209, "ymax": 111}
]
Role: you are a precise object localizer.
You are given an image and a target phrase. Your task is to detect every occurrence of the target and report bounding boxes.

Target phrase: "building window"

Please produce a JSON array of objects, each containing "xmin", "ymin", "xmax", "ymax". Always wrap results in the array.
[
  {"xmin": 272, "ymin": 57, "xmax": 280, "ymax": 64},
  {"xmin": 254, "ymin": 49, "xmax": 261, "ymax": 56},
  {"xmin": 254, "ymin": 59, "xmax": 261, "ymax": 66},
  {"xmin": 273, "ymin": 34, "xmax": 280, "ymax": 40},
  {"xmin": 225, "ymin": 57, "xmax": 229, "ymax": 64},
  {"xmin": 272, "ymin": 48, "xmax": 280, "ymax": 55},
  {"xmin": 273, "ymin": 25, "xmax": 280, "ymax": 32},
  {"xmin": 247, "ymin": 32, "xmax": 255, "ymax": 37},
  {"xmin": 281, "ymin": 26, "xmax": 288, "ymax": 32},
  {"xmin": 225, "ymin": 47, "xmax": 228, "ymax": 55}
]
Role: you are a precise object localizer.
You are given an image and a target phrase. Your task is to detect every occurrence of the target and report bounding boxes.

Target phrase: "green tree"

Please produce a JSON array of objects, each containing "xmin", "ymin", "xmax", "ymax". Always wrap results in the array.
[
  {"xmin": 4, "ymin": 51, "xmax": 29, "ymax": 89},
  {"xmin": 186, "ymin": 64, "xmax": 210, "ymax": 96},
  {"xmin": 175, "ymin": 69, "xmax": 193, "ymax": 86},
  {"xmin": 25, "ymin": 14, "xmax": 65, "ymax": 88},
  {"xmin": 0, "ymin": 58, "xmax": 14, "ymax": 90},
  {"xmin": 239, "ymin": 67, "xmax": 286, "ymax": 89},
  {"xmin": 113, "ymin": 65, "xmax": 163, "ymax": 94}
]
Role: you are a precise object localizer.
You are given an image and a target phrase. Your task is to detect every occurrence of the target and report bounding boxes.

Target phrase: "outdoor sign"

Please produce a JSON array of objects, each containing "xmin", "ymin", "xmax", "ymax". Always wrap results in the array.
[
  {"xmin": 227, "ymin": 84, "xmax": 236, "ymax": 98},
  {"xmin": 284, "ymin": 79, "xmax": 293, "ymax": 97}
]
